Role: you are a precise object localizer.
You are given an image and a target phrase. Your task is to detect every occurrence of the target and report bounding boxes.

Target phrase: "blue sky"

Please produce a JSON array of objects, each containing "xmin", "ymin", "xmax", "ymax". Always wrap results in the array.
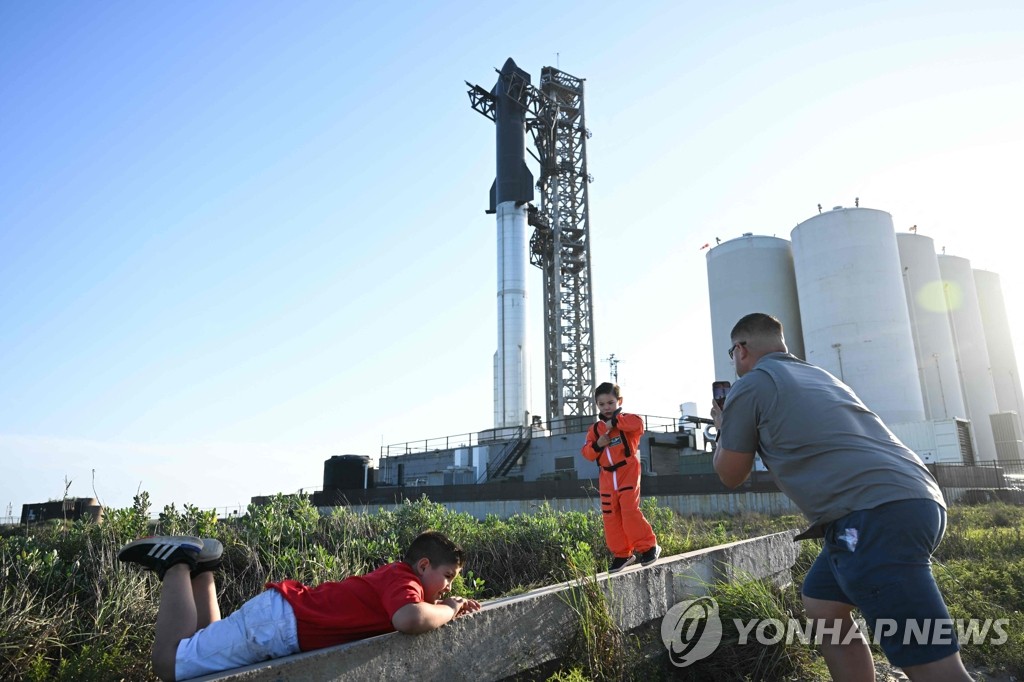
[{"xmin": 2, "ymin": 0, "xmax": 1022, "ymax": 518}]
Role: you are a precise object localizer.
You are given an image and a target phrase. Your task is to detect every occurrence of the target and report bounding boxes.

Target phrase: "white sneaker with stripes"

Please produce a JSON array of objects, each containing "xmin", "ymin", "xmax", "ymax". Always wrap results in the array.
[
  {"xmin": 191, "ymin": 537, "xmax": 224, "ymax": 578},
  {"xmin": 118, "ymin": 535, "xmax": 203, "ymax": 580}
]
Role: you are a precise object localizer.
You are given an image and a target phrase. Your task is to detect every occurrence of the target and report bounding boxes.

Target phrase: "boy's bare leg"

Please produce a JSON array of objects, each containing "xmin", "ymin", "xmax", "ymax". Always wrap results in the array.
[
  {"xmin": 192, "ymin": 571, "xmax": 221, "ymax": 629},
  {"xmin": 803, "ymin": 596, "xmax": 875, "ymax": 682},
  {"xmin": 152, "ymin": 564, "xmax": 199, "ymax": 682}
]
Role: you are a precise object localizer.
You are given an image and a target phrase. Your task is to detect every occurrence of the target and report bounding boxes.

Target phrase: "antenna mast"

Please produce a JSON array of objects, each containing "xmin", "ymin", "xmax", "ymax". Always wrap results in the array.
[{"xmin": 603, "ymin": 353, "xmax": 620, "ymax": 383}]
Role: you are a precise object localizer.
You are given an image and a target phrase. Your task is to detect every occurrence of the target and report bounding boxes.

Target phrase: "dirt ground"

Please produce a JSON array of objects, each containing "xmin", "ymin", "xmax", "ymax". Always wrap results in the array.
[{"xmin": 875, "ymin": 660, "xmax": 1018, "ymax": 681}]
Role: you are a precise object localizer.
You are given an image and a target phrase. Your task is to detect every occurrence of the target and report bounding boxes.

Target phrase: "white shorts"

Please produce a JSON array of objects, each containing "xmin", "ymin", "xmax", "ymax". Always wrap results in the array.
[{"xmin": 175, "ymin": 589, "xmax": 300, "ymax": 680}]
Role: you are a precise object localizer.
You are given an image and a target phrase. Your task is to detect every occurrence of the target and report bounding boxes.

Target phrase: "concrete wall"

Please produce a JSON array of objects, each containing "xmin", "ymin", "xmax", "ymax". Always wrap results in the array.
[{"xmin": 193, "ymin": 530, "xmax": 800, "ymax": 682}]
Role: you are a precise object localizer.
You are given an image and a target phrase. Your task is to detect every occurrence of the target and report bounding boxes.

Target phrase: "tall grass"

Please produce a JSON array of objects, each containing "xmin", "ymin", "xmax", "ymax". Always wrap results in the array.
[
  {"xmin": 932, "ymin": 503, "xmax": 1024, "ymax": 676},
  {"xmin": 557, "ymin": 542, "xmax": 629, "ymax": 681}
]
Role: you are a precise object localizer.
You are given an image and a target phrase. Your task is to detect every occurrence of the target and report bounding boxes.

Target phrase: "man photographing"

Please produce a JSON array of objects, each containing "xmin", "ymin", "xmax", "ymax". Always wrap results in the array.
[{"xmin": 711, "ymin": 312, "xmax": 971, "ymax": 681}]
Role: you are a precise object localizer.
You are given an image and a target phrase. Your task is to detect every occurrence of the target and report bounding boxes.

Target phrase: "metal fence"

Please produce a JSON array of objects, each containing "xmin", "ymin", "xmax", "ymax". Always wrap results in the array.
[
  {"xmin": 380, "ymin": 413, "xmax": 684, "ymax": 459},
  {"xmin": 930, "ymin": 459, "xmax": 1024, "ymax": 489}
]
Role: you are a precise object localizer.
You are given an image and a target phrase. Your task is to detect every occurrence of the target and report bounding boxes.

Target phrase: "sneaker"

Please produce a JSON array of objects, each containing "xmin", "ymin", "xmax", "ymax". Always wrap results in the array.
[
  {"xmin": 638, "ymin": 544, "xmax": 662, "ymax": 567},
  {"xmin": 608, "ymin": 555, "xmax": 637, "ymax": 573},
  {"xmin": 191, "ymin": 538, "xmax": 224, "ymax": 579},
  {"xmin": 118, "ymin": 536, "xmax": 203, "ymax": 580}
]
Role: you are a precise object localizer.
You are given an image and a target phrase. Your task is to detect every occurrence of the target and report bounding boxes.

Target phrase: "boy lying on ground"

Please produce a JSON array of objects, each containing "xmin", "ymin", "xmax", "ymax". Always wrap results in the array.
[{"xmin": 119, "ymin": 530, "xmax": 480, "ymax": 681}]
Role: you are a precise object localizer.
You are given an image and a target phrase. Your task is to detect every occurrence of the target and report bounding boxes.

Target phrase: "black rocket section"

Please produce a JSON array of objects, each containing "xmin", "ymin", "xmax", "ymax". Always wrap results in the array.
[{"xmin": 488, "ymin": 57, "xmax": 534, "ymax": 214}]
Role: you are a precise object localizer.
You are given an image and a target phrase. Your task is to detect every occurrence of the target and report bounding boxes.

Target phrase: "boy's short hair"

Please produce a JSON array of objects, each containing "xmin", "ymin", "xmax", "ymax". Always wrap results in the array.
[
  {"xmin": 404, "ymin": 531, "xmax": 464, "ymax": 568},
  {"xmin": 594, "ymin": 382, "xmax": 621, "ymax": 399}
]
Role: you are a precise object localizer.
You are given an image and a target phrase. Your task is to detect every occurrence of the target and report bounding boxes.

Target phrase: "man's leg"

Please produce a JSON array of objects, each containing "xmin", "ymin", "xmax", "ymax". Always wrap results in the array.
[
  {"xmin": 802, "ymin": 540, "xmax": 875, "ymax": 681},
  {"xmin": 826, "ymin": 501, "xmax": 968, "ymax": 677},
  {"xmin": 153, "ymin": 564, "xmax": 199, "ymax": 682},
  {"xmin": 803, "ymin": 595, "xmax": 875, "ymax": 682},
  {"xmin": 901, "ymin": 651, "xmax": 972, "ymax": 681}
]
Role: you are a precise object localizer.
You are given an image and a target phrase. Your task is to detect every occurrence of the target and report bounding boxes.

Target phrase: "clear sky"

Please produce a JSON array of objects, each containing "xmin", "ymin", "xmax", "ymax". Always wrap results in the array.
[{"xmin": 2, "ymin": 0, "xmax": 1022, "ymax": 519}]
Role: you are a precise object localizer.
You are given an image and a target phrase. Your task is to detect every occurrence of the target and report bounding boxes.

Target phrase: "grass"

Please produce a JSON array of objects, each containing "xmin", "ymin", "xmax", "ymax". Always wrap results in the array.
[
  {"xmin": 558, "ymin": 542, "xmax": 629, "ymax": 681},
  {"xmin": 1, "ymin": 495, "xmax": 1021, "ymax": 680},
  {"xmin": 932, "ymin": 503, "xmax": 1024, "ymax": 677}
]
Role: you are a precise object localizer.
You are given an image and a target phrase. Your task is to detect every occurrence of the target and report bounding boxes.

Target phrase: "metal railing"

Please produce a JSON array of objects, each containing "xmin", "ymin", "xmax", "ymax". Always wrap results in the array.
[
  {"xmin": 933, "ymin": 458, "xmax": 1024, "ymax": 474},
  {"xmin": 380, "ymin": 413, "xmax": 685, "ymax": 460},
  {"xmin": 645, "ymin": 414, "xmax": 691, "ymax": 434},
  {"xmin": 381, "ymin": 431, "xmax": 484, "ymax": 459}
]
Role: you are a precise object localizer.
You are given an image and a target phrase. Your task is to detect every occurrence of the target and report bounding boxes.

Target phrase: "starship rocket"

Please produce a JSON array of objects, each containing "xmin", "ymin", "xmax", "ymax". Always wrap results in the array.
[{"xmin": 485, "ymin": 58, "xmax": 534, "ymax": 429}]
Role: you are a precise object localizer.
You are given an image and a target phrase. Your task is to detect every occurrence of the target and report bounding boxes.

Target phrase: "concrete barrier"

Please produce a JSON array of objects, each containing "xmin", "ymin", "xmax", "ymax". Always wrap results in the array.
[{"xmin": 194, "ymin": 530, "xmax": 799, "ymax": 681}]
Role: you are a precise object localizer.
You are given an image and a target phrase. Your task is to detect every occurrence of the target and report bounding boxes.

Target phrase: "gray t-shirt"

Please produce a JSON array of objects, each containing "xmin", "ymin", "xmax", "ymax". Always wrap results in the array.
[{"xmin": 719, "ymin": 352, "xmax": 945, "ymax": 537}]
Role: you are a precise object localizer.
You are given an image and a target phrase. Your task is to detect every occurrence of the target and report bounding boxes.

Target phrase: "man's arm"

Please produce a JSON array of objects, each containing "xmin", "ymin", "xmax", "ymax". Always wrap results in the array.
[
  {"xmin": 710, "ymin": 387, "xmax": 757, "ymax": 488},
  {"xmin": 713, "ymin": 445, "xmax": 756, "ymax": 488},
  {"xmin": 391, "ymin": 597, "xmax": 481, "ymax": 634}
]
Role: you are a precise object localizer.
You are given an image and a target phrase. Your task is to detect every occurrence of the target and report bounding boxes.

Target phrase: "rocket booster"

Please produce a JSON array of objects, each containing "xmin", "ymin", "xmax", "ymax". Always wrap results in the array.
[{"xmin": 489, "ymin": 58, "xmax": 533, "ymax": 429}]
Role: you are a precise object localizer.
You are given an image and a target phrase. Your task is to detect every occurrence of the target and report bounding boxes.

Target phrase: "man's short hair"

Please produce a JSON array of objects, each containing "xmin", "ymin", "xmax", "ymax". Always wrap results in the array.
[
  {"xmin": 404, "ymin": 530, "xmax": 464, "ymax": 567},
  {"xmin": 730, "ymin": 313, "xmax": 784, "ymax": 342}
]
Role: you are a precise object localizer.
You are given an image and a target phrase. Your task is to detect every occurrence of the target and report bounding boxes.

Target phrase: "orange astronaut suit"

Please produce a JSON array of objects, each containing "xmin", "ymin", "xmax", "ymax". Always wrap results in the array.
[{"xmin": 581, "ymin": 411, "xmax": 658, "ymax": 559}]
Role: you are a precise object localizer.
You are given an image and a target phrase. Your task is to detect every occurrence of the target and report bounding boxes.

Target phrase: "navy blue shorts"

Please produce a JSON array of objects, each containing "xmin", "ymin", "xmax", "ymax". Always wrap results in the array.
[{"xmin": 801, "ymin": 498, "xmax": 959, "ymax": 668}]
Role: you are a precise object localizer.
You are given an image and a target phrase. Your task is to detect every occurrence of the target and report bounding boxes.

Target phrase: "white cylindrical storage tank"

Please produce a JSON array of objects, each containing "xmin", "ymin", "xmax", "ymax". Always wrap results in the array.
[
  {"xmin": 791, "ymin": 207, "xmax": 925, "ymax": 424},
  {"xmin": 896, "ymin": 232, "xmax": 968, "ymax": 421},
  {"xmin": 706, "ymin": 234, "xmax": 804, "ymax": 383},
  {"xmin": 974, "ymin": 269, "xmax": 1024, "ymax": 425},
  {"xmin": 937, "ymin": 255, "xmax": 1001, "ymax": 461}
]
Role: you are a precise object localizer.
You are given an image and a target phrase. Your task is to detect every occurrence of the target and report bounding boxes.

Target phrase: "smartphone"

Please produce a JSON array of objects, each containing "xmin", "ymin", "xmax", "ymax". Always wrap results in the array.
[{"xmin": 713, "ymin": 381, "xmax": 732, "ymax": 409}]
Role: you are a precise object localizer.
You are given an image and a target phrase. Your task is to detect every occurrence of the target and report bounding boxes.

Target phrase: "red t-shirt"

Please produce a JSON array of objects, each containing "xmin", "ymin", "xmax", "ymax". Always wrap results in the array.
[{"xmin": 267, "ymin": 561, "xmax": 424, "ymax": 651}]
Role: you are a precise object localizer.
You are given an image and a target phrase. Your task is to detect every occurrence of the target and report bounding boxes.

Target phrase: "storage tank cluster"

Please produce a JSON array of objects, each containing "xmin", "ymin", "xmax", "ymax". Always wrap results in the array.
[{"xmin": 706, "ymin": 205, "xmax": 1023, "ymax": 463}]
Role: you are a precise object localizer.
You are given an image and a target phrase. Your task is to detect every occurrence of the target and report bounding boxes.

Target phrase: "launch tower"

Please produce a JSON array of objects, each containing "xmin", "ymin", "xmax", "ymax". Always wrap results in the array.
[{"xmin": 467, "ymin": 59, "xmax": 596, "ymax": 430}]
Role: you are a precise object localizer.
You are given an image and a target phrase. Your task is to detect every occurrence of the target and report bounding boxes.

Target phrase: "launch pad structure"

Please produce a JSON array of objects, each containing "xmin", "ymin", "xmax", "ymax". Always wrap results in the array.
[{"xmin": 468, "ymin": 59, "xmax": 597, "ymax": 430}]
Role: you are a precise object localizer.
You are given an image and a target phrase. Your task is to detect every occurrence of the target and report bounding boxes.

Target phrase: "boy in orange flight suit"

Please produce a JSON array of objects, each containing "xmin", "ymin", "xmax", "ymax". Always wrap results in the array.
[{"xmin": 581, "ymin": 382, "xmax": 661, "ymax": 572}]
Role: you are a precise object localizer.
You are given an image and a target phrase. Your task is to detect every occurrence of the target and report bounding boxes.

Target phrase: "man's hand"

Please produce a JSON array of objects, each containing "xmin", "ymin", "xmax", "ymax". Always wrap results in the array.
[{"xmin": 710, "ymin": 401, "xmax": 723, "ymax": 429}]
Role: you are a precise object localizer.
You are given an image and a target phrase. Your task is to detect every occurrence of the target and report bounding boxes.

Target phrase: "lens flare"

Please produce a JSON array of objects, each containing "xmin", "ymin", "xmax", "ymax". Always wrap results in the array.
[{"xmin": 917, "ymin": 280, "xmax": 961, "ymax": 313}]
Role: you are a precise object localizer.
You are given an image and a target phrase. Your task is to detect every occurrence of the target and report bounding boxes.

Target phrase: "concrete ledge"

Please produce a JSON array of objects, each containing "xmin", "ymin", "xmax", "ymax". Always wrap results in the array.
[{"xmin": 195, "ymin": 530, "xmax": 800, "ymax": 682}]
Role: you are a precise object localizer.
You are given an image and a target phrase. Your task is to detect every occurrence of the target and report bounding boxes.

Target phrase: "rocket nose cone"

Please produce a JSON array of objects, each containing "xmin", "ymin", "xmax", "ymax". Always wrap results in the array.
[{"xmin": 500, "ymin": 57, "xmax": 519, "ymax": 73}]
